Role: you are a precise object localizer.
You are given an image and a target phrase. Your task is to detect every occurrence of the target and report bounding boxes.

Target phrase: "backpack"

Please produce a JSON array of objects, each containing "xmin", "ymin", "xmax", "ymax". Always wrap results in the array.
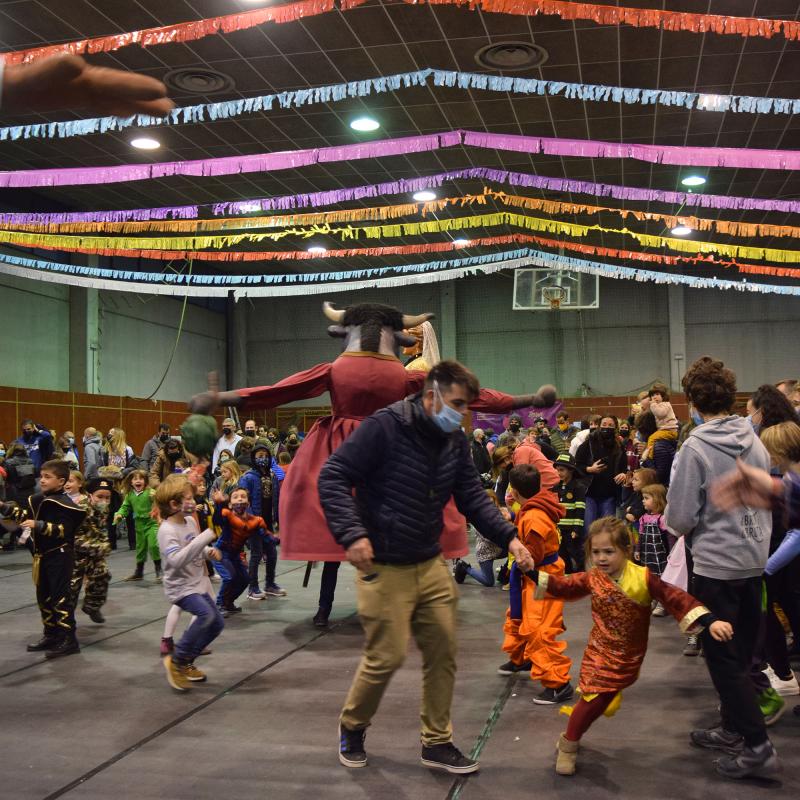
[{"xmin": 15, "ymin": 460, "xmax": 36, "ymax": 490}]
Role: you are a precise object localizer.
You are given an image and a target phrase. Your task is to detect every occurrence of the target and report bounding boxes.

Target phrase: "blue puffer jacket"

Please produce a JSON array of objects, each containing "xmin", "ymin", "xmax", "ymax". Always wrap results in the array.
[
  {"xmin": 239, "ymin": 460, "xmax": 285, "ymax": 528},
  {"xmin": 318, "ymin": 396, "xmax": 516, "ymax": 564}
]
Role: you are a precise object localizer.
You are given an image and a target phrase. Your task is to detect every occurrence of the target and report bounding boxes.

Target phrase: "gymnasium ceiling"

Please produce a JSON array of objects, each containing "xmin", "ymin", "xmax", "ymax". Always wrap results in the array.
[{"xmin": 0, "ymin": 0, "xmax": 798, "ymax": 282}]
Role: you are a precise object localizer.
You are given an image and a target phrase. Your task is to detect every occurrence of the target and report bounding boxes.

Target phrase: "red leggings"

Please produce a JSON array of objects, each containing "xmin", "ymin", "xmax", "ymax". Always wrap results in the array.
[{"xmin": 565, "ymin": 692, "xmax": 617, "ymax": 741}]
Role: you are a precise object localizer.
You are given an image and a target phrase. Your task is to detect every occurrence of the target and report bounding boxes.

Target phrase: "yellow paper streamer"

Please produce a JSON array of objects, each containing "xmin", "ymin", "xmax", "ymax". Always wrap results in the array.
[{"xmin": 2, "ymin": 213, "xmax": 799, "ymax": 263}]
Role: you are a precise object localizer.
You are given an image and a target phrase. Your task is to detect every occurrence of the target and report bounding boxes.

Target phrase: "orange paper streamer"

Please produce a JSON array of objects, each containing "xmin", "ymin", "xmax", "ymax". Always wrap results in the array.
[{"xmin": 1, "ymin": 0, "xmax": 796, "ymax": 65}]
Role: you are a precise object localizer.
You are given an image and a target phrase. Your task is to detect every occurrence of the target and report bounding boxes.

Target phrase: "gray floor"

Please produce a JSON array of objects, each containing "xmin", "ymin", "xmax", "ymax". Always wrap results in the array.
[{"xmin": 1, "ymin": 545, "xmax": 797, "ymax": 800}]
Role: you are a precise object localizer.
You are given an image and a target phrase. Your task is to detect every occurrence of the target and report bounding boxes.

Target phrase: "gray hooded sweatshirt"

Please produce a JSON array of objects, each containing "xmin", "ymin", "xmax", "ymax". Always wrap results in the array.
[{"xmin": 665, "ymin": 415, "xmax": 771, "ymax": 580}]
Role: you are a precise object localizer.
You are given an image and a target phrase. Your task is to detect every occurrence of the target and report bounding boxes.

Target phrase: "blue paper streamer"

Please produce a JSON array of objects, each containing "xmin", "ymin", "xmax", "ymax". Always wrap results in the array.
[
  {"xmin": 1, "ymin": 68, "xmax": 797, "ymax": 142},
  {"xmin": 1, "ymin": 247, "xmax": 799, "ymax": 297}
]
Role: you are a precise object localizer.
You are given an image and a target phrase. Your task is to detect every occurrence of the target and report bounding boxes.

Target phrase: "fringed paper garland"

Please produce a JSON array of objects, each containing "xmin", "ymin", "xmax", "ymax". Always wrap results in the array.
[
  {"xmin": 6, "ymin": 188, "xmax": 800, "ymax": 241},
  {"xmin": 4, "ymin": 211, "xmax": 800, "ymax": 263},
  {"xmin": 3, "ymin": 167, "xmax": 796, "ymax": 226},
  {"xmin": 2, "ymin": 129, "xmax": 798, "ymax": 189},
  {"xmin": 2, "ymin": 247, "xmax": 799, "ymax": 300},
  {"xmin": 1, "ymin": 0, "xmax": 797, "ymax": 67},
  {"xmin": 3, "ymin": 67, "xmax": 797, "ymax": 142}
]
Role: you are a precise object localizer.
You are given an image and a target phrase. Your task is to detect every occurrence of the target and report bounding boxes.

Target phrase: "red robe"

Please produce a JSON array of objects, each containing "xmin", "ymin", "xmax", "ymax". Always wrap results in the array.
[
  {"xmin": 237, "ymin": 352, "xmax": 515, "ymax": 561},
  {"xmin": 534, "ymin": 563, "xmax": 709, "ymax": 694}
]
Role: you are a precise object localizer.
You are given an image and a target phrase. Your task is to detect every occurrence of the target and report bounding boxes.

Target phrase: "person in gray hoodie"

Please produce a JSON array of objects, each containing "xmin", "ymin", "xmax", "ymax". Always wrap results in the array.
[
  {"xmin": 82, "ymin": 428, "xmax": 103, "ymax": 481},
  {"xmin": 666, "ymin": 356, "xmax": 778, "ymax": 780}
]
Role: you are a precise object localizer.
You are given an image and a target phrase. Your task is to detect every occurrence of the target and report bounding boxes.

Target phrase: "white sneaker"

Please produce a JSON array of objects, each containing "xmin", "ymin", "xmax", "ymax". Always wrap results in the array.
[
  {"xmin": 763, "ymin": 665, "xmax": 800, "ymax": 696},
  {"xmin": 210, "ymin": 574, "xmax": 222, "ymax": 583},
  {"xmin": 247, "ymin": 590, "xmax": 267, "ymax": 600},
  {"xmin": 651, "ymin": 602, "xmax": 666, "ymax": 617}
]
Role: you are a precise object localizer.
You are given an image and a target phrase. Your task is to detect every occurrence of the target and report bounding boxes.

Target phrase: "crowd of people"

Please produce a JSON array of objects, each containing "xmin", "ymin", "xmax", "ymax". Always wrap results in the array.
[
  {"xmin": 449, "ymin": 366, "xmax": 800, "ymax": 778},
  {"xmin": 1, "ymin": 358, "xmax": 799, "ymax": 781}
]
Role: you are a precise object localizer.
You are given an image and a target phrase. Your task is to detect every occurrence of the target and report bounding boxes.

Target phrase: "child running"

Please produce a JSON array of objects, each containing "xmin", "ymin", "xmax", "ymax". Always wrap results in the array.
[
  {"xmin": 526, "ymin": 516, "xmax": 732, "ymax": 777},
  {"xmin": 498, "ymin": 465, "xmax": 573, "ymax": 705},
  {"xmin": 115, "ymin": 469, "xmax": 161, "ymax": 582},
  {"xmin": 212, "ymin": 487, "xmax": 272, "ymax": 615},
  {"xmin": 157, "ymin": 474, "xmax": 224, "ymax": 691}
]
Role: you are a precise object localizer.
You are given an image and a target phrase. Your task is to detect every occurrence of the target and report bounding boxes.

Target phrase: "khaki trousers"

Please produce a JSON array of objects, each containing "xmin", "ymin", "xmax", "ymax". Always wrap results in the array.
[{"xmin": 340, "ymin": 555, "xmax": 458, "ymax": 745}]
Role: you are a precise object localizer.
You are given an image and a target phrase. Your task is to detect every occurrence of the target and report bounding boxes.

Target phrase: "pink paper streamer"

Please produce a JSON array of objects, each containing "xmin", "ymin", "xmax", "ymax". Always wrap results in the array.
[{"xmin": 1, "ymin": 130, "xmax": 797, "ymax": 190}]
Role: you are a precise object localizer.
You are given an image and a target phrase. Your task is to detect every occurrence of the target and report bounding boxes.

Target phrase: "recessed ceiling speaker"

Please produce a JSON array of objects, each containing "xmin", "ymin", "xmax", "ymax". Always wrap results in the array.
[
  {"xmin": 474, "ymin": 42, "xmax": 549, "ymax": 71},
  {"xmin": 164, "ymin": 68, "xmax": 235, "ymax": 95}
]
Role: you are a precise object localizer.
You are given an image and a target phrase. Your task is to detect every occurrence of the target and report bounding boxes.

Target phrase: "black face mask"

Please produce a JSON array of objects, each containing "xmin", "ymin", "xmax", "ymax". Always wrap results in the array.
[
  {"xmin": 509, "ymin": 424, "xmax": 520, "ymax": 433},
  {"xmin": 600, "ymin": 428, "xmax": 616, "ymax": 442},
  {"xmin": 245, "ymin": 430, "xmax": 256, "ymax": 437},
  {"xmin": 166, "ymin": 450, "xmax": 180, "ymax": 461},
  {"xmin": 619, "ymin": 429, "xmax": 630, "ymax": 439},
  {"xmin": 222, "ymin": 427, "xmax": 232, "ymax": 435},
  {"xmin": 159, "ymin": 433, "xmax": 170, "ymax": 442}
]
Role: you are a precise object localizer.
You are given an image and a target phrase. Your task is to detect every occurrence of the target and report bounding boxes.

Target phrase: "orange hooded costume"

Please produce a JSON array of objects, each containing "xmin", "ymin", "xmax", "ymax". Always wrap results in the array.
[{"xmin": 502, "ymin": 490, "xmax": 571, "ymax": 688}]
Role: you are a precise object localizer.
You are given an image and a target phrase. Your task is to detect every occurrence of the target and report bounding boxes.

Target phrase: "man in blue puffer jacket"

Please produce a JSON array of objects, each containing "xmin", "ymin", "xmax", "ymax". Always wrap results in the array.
[
  {"xmin": 318, "ymin": 360, "xmax": 535, "ymax": 776},
  {"xmin": 238, "ymin": 440, "xmax": 285, "ymax": 599}
]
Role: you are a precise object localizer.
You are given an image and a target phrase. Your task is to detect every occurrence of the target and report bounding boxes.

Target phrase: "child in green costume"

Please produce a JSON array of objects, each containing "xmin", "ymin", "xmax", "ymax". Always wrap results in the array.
[{"xmin": 115, "ymin": 469, "xmax": 161, "ymax": 581}]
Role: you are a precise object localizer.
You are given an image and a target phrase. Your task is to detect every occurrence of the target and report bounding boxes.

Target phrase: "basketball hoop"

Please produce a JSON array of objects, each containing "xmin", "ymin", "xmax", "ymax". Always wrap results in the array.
[{"xmin": 542, "ymin": 285, "xmax": 567, "ymax": 310}]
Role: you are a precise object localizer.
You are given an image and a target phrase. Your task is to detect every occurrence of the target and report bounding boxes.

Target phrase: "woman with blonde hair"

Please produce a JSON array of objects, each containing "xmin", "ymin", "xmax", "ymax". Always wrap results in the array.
[{"xmin": 101, "ymin": 428, "xmax": 138, "ymax": 476}]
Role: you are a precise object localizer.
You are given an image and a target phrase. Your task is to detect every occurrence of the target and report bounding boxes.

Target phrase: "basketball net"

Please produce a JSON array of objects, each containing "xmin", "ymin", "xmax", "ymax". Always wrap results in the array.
[{"xmin": 542, "ymin": 285, "xmax": 566, "ymax": 310}]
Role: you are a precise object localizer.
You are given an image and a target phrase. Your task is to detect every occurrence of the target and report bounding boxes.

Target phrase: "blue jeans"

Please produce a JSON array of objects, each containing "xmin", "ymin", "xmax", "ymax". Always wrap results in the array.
[
  {"xmin": 466, "ymin": 560, "xmax": 495, "ymax": 587},
  {"xmin": 583, "ymin": 495, "xmax": 617, "ymax": 537},
  {"xmin": 248, "ymin": 534, "xmax": 277, "ymax": 591},
  {"xmin": 219, "ymin": 552, "xmax": 249, "ymax": 609},
  {"xmin": 174, "ymin": 593, "xmax": 224, "ymax": 664}
]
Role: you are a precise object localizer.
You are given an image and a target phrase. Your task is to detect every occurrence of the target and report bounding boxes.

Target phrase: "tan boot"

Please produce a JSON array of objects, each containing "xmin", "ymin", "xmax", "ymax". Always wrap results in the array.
[{"xmin": 555, "ymin": 734, "xmax": 579, "ymax": 776}]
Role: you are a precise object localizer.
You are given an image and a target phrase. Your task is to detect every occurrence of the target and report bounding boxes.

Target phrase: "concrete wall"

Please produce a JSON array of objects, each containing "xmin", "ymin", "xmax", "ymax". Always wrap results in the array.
[
  {"xmin": 0, "ymin": 273, "xmax": 70, "ymax": 391},
  {"xmin": 0, "ymin": 274, "xmax": 226, "ymax": 402},
  {"xmin": 243, "ymin": 274, "xmax": 800, "ymax": 395}
]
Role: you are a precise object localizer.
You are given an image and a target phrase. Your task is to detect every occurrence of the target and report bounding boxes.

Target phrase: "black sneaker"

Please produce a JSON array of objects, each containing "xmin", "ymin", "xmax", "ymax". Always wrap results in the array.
[
  {"xmin": 420, "ymin": 742, "xmax": 479, "ymax": 774},
  {"xmin": 313, "ymin": 607, "xmax": 330, "ymax": 628},
  {"xmin": 453, "ymin": 560, "xmax": 469, "ymax": 584},
  {"xmin": 45, "ymin": 637, "xmax": 80, "ymax": 659},
  {"xmin": 683, "ymin": 634, "xmax": 701, "ymax": 657},
  {"xmin": 497, "ymin": 659, "xmax": 531, "ymax": 676},
  {"xmin": 339, "ymin": 724, "xmax": 367, "ymax": 768},
  {"xmin": 533, "ymin": 682, "xmax": 574, "ymax": 705},
  {"xmin": 715, "ymin": 741, "xmax": 780, "ymax": 780},
  {"xmin": 82, "ymin": 606, "xmax": 105, "ymax": 624},
  {"xmin": 690, "ymin": 726, "xmax": 744, "ymax": 755}
]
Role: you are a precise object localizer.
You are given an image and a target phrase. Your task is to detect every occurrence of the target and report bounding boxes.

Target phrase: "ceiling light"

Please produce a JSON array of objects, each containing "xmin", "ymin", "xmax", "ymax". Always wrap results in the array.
[
  {"xmin": 308, "ymin": 246, "xmax": 327, "ymax": 255},
  {"xmin": 681, "ymin": 175, "xmax": 706, "ymax": 187},
  {"xmin": 350, "ymin": 117, "xmax": 380, "ymax": 132},
  {"xmin": 670, "ymin": 226, "xmax": 692, "ymax": 236},
  {"xmin": 238, "ymin": 202, "xmax": 261, "ymax": 213},
  {"xmin": 453, "ymin": 239, "xmax": 471, "ymax": 247},
  {"xmin": 130, "ymin": 137, "xmax": 160, "ymax": 150},
  {"xmin": 413, "ymin": 191, "xmax": 437, "ymax": 202}
]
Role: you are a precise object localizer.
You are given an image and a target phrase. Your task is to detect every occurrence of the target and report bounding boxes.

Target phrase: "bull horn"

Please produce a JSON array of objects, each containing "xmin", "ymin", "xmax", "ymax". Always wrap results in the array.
[
  {"xmin": 401, "ymin": 312, "xmax": 434, "ymax": 327},
  {"xmin": 322, "ymin": 301, "xmax": 345, "ymax": 324}
]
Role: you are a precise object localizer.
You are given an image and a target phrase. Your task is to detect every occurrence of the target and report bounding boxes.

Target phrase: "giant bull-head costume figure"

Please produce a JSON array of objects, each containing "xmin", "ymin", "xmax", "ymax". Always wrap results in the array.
[{"xmin": 189, "ymin": 300, "xmax": 556, "ymax": 576}]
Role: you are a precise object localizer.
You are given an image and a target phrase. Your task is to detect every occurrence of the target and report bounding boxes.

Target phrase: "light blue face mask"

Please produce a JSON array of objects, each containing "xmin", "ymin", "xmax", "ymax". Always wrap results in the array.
[
  {"xmin": 747, "ymin": 414, "xmax": 761, "ymax": 435},
  {"xmin": 690, "ymin": 409, "xmax": 704, "ymax": 426},
  {"xmin": 432, "ymin": 381, "xmax": 464, "ymax": 434}
]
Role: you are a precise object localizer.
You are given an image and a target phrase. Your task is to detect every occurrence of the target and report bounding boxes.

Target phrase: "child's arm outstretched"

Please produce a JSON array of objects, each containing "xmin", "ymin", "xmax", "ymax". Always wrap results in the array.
[
  {"xmin": 526, "ymin": 568, "xmax": 592, "ymax": 601},
  {"xmin": 646, "ymin": 570, "xmax": 733, "ymax": 640},
  {"xmin": 113, "ymin": 492, "xmax": 132, "ymax": 523}
]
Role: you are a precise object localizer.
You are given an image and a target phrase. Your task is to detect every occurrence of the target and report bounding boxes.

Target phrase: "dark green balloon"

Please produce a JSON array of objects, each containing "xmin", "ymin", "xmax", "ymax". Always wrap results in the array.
[{"xmin": 180, "ymin": 414, "xmax": 218, "ymax": 459}]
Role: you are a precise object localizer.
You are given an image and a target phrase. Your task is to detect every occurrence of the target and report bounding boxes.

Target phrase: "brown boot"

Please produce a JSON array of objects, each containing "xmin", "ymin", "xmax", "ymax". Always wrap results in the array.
[{"xmin": 555, "ymin": 734, "xmax": 579, "ymax": 776}]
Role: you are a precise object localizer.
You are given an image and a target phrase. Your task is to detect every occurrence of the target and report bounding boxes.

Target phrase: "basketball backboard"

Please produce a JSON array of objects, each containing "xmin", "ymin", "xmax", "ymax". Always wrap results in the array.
[{"xmin": 512, "ymin": 268, "xmax": 599, "ymax": 311}]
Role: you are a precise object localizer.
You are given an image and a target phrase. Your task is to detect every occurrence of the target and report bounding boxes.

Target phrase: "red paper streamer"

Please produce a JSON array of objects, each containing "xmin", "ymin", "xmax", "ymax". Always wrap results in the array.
[
  {"xmin": 1, "ymin": 0, "xmax": 796, "ymax": 65},
  {"xmin": 15, "ymin": 231, "xmax": 765, "ymax": 277},
  {"xmin": 0, "ymin": 0, "xmax": 361, "ymax": 66}
]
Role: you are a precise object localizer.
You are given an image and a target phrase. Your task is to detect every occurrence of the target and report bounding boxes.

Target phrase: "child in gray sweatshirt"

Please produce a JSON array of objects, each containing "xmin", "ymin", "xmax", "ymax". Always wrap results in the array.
[
  {"xmin": 156, "ymin": 474, "xmax": 224, "ymax": 692},
  {"xmin": 665, "ymin": 356, "xmax": 777, "ymax": 781}
]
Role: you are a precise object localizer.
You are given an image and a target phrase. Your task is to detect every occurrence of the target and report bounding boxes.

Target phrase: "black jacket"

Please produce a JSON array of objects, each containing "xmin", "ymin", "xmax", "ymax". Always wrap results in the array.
[{"xmin": 318, "ymin": 397, "xmax": 516, "ymax": 564}]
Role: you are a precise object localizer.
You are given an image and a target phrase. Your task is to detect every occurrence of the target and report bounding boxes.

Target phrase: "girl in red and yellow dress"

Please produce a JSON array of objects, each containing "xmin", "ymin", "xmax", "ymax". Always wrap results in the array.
[{"xmin": 527, "ymin": 516, "xmax": 733, "ymax": 776}]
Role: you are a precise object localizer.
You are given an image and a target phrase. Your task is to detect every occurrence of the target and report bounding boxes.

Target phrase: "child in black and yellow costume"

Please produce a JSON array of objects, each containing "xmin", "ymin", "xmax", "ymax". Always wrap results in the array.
[
  {"xmin": 0, "ymin": 459, "xmax": 86, "ymax": 658},
  {"xmin": 70, "ymin": 477, "xmax": 115, "ymax": 625}
]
